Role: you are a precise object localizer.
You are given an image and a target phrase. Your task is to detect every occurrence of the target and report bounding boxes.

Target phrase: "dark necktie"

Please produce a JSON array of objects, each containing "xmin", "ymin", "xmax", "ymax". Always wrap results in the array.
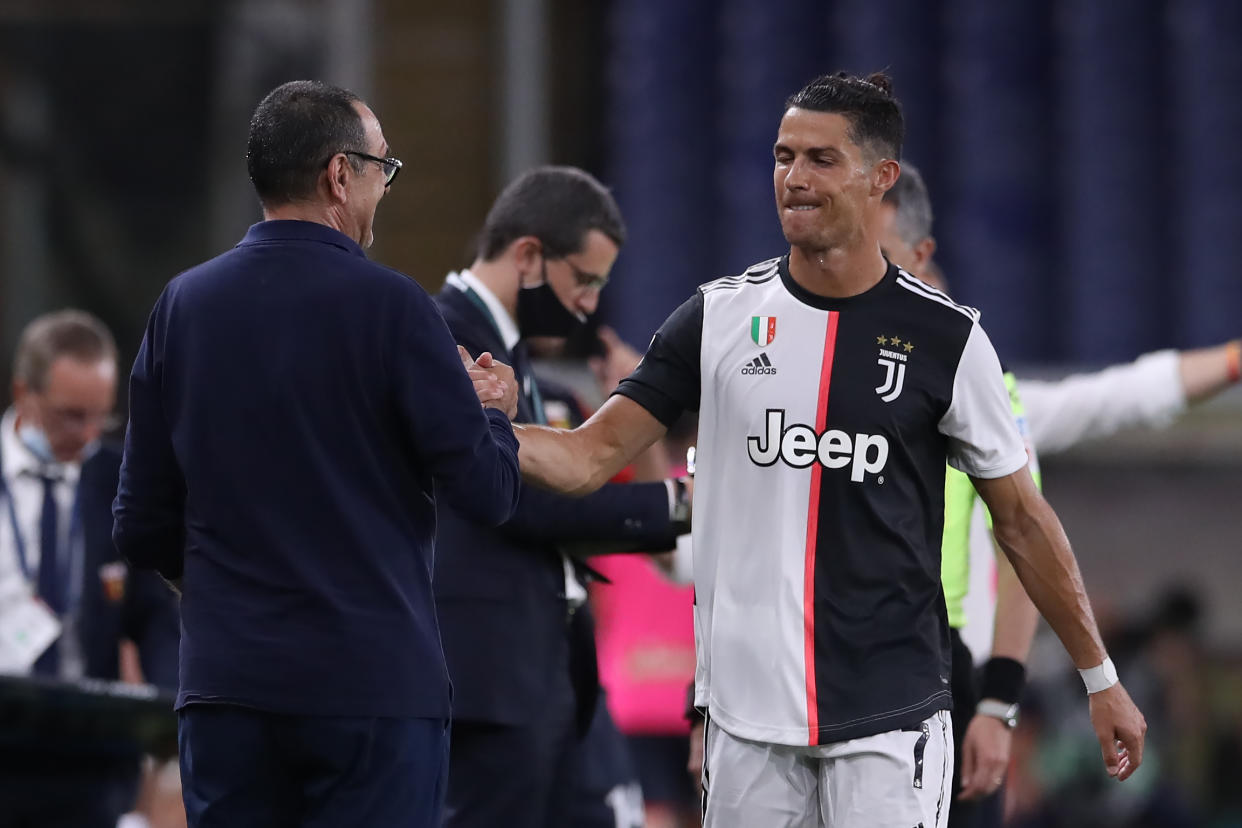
[
  {"xmin": 32, "ymin": 473, "xmax": 62, "ymax": 676},
  {"xmin": 510, "ymin": 342, "xmax": 546, "ymax": 425}
]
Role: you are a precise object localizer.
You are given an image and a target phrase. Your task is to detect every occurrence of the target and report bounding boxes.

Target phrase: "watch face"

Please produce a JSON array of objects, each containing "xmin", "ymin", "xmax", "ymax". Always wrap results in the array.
[{"xmin": 979, "ymin": 700, "xmax": 1019, "ymax": 728}]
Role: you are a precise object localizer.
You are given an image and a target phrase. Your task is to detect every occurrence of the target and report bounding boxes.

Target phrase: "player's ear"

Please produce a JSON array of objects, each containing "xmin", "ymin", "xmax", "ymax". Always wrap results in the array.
[{"xmin": 873, "ymin": 159, "xmax": 900, "ymax": 196}]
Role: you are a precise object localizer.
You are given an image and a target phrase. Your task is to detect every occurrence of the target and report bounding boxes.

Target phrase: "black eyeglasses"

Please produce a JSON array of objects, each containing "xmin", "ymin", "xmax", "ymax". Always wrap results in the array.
[
  {"xmin": 343, "ymin": 150, "xmax": 403, "ymax": 186},
  {"xmin": 561, "ymin": 258, "xmax": 609, "ymax": 291}
]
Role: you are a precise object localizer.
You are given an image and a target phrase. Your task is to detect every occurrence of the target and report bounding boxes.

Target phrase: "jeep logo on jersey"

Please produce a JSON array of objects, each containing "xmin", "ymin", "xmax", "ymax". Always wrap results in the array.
[
  {"xmin": 747, "ymin": 409, "xmax": 890, "ymax": 481},
  {"xmin": 874, "ymin": 335, "xmax": 914, "ymax": 403},
  {"xmin": 750, "ymin": 316, "xmax": 776, "ymax": 346}
]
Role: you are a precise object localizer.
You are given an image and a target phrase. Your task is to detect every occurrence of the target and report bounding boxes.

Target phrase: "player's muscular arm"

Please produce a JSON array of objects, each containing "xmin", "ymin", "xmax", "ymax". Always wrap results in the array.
[
  {"xmin": 972, "ymin": 470, "xmax": 1101, "ymax": 666},
  {"xmin": 515, "ymin": 395, "xmax": 669, "ymax": 496},
  {"xmin": 972, "ymin": 469, "xmax": 1147, "ymax": 780}
]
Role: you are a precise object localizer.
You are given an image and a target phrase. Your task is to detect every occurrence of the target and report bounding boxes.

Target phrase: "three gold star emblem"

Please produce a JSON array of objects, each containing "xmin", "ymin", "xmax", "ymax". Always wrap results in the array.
[{"xmin": 878, "ymin": 335, "xmax": 915, "ymax": 353}]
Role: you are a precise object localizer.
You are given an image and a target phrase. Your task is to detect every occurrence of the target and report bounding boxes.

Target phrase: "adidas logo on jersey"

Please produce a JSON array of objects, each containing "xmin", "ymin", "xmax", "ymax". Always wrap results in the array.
[
  {"xmin": 747, "ymin": 409, "xmax": 890, "ymax": 482},
  {"xmin": 741, "ymin": 353, "xmax": 777, "ymax": 375}
]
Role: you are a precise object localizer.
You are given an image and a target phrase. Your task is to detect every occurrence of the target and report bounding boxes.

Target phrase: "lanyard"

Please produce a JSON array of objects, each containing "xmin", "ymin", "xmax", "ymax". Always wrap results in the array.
[
  {"xmin": 0, "ymin": 472, "xmax": 85, "ymax": 614},
  {"xmin": 453, "ymin": 281, "xmax": 547, "ymax": 425}
]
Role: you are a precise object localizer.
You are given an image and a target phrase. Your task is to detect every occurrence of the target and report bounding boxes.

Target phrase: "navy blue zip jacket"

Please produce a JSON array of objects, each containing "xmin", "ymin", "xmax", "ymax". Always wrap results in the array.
[{"xmin": 113, "ymin": 220, "xmax": 521, "ymax": 718}]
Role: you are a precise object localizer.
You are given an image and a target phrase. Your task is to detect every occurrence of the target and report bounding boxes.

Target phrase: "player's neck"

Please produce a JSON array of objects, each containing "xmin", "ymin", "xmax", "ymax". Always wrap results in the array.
[{"xmin": 787, "ymin": 243, "xmax": 887, "ymax": 299}]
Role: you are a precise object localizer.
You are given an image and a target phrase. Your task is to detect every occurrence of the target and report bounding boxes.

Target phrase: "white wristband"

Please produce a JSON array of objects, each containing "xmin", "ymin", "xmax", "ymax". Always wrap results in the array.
[{"xmin": 1078, "ymin": 657, "xmax": 1119, "ymax": 694}]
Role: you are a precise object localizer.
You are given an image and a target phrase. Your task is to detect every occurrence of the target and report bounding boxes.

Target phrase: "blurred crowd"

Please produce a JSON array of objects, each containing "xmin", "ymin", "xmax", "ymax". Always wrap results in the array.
[{"xmin": 1006, "ymin": 588, "xmax": 1242, "ymax": 828}]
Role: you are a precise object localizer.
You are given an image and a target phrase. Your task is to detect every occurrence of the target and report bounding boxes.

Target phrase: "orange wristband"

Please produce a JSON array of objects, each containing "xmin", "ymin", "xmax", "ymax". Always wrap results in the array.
[{"xmin": 1227, "ymin": 341, "xmax": 1242, "ymax": 384}]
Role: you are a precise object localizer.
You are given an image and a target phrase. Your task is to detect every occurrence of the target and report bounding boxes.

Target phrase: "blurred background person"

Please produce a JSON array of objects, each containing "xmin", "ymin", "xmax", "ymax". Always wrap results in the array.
[
  {"xmin": 0, "ymin": 309, "xmax": 179, "ymax": 828},
  {"xmin": 433, "ymin": 165, "xmax": 689, "ymax": 828}
]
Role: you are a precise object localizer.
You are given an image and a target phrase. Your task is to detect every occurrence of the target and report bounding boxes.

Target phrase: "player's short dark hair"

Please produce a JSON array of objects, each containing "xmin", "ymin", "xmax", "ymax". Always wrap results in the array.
[
  {"xmin": 476, "ymin": 166, "xmax": 627, "ymax": 261},
  {"xmin": 882, "ymin": 161, "xmax": 933, "ymax": 245},
  {"xmin": 785, "ymin": 72, "xmax": 903, "ymax": 162},
  {"xmin": 246, "ymin": 80, "xmax": 367, "ymax": 208},
  {"xmin": 13, "ymin": 309, "xmax": 117, "ymax": 391}
]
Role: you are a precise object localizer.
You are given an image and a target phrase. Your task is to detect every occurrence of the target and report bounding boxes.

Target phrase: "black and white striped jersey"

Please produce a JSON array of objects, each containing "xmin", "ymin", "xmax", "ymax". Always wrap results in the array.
[{"xmin": 616, "ymin": 255, "xmax": 1027, "ymax": 746}]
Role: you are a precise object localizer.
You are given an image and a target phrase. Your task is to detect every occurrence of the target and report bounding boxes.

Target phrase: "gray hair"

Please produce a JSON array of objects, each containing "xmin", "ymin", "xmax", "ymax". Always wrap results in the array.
[
  {"xmin": 882, "ymin": 162, "xmax": 933, "ymax": 246},
  {"xmin": 13, "ymin": 309, "xmax": 117, "ymax": 391}
]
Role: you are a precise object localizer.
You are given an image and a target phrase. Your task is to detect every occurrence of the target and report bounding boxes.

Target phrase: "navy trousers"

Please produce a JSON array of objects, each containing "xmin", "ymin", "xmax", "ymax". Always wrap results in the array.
[
  {"xmin": 566, "ymin": 692, "xmax": 644, "ymax": 828},
  {"xmin": 442, "ymin": 668, "xmax": 577, "ymax": 828},
  {"xmin": 179, "ymin": 704, "xmax": 449, "ymax": 828}
]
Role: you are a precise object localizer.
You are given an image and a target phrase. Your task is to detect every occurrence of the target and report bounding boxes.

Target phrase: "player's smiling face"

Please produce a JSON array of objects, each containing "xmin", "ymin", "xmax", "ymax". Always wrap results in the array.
[{"xmin": 773, "ymin": 108, "xmax": 877, "ymax": 251}]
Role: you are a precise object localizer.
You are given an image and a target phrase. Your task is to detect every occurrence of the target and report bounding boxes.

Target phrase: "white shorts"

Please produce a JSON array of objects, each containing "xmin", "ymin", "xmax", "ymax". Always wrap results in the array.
[{"xmin": 701, "ymin": 710, "xmax": 953, "ymax": 828}]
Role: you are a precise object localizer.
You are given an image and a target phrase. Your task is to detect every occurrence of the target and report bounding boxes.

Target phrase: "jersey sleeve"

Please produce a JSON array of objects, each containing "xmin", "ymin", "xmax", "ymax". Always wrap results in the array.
[
  {"xmin": 612, "ymin": 291, "xmax": 703, "ymax": 427},
  {"xmin": 1004, "ymin": 371, "xmax": 1041, "ymax": 489},
  {"xmin": 939, "ymin": 322, "xmax": 1030, "ymax": 479}
]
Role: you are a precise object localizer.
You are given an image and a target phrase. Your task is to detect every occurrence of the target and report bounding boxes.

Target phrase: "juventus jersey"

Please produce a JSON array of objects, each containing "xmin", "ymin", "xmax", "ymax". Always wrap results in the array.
[{"xmin": 616, "ymin": 255, "xmax": 1027, "ymax": 746}]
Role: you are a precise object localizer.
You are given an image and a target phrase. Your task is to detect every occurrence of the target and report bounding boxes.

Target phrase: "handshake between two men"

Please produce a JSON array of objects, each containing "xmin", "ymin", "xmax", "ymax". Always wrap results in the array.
[{"xmin": 460, "ymin": 346, "xmax": 520, "ymax": 420}]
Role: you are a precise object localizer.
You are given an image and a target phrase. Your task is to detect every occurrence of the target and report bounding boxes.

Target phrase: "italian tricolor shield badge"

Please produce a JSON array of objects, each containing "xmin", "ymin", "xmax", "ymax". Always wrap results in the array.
[{"xmin": 751, "ymin": 316, "xmax": 777, "ymax": 346}]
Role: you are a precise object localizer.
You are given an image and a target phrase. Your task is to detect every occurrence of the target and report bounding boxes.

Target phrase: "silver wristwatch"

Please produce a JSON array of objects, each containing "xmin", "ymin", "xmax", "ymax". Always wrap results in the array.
[{"xmin": 975, "ymin": 699, "xmax": 1019, "ymax": 729}]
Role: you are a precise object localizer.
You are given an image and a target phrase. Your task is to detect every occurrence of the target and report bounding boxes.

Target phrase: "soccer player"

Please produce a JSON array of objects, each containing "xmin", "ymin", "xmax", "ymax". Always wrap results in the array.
[{"xmin": 514, "ymin": 72, "xmax": 1146, "ymax": 826}]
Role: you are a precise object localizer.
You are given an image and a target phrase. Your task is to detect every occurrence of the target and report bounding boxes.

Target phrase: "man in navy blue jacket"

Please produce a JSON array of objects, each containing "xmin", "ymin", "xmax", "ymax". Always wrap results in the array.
[
  {"xmin": 434, "ymin": 166, "xmax": 690, "ymax": 828},
  {"xmin": 113, "ymin": 80, "xmax": 522, "ymax": 828}
]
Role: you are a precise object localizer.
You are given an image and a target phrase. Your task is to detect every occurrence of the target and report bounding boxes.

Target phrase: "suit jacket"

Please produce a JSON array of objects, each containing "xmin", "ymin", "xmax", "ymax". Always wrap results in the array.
[
  {"xmin": 0, "ymin": 440, "xmax": 179, "ymax": 688},
  {"xmin": 114, "ymin": 220, "xmax": 520, "ymax": 719},
  {"xmin": 434, "ymin": 284, "xmax": 680, "ymax": 731},
  {"xmin": 80, "ymin": 445, "xmax": 181, "ymax": 688}
]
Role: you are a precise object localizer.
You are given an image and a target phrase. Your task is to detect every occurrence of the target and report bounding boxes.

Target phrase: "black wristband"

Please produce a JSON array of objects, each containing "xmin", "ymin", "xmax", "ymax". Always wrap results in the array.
[{"xmin": 979, "ymin": 657, "xmax": 1026, "ymax": 704}]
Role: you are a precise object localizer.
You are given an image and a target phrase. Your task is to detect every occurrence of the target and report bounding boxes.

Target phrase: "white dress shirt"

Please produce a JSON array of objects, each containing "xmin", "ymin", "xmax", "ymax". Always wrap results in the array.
[
  {"xmin": 0, "ymin": 407, "xmax": 85, "ymax": 677},
  {"xmin": 444, "ymin": 272, "xmax": 588, "ymax": 607}
]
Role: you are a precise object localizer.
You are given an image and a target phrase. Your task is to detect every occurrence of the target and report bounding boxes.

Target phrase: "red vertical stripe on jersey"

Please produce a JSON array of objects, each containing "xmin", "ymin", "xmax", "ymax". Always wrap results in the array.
[{"xmin": 803, "ymin": 310, "xmax": 839, "ymax": 746}]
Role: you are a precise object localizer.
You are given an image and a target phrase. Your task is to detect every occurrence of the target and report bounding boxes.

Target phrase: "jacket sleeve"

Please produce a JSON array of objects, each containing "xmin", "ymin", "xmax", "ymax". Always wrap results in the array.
[
  {"xmin": 393, "ymin": 286, "xmax": 520, "ymax": 526},
  {"xmin": 500, "ymin": 480, "xmax": 679, "ymax": 550},
  {"xmin": 120, "ymin": 568, "xmax": 181, "ymax": 690},
  {"xmin": 439, "ymin": 311, "xmax": 678, "ymax": 550},
  {"xmin": 113, "ymin": 290, "xmax": 188, "ymax": 580}
]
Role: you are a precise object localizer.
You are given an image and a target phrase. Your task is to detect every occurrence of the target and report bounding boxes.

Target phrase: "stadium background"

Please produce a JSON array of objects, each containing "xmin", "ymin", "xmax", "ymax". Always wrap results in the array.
[{"xmin": 0, "ymin": 0, "xmax": 1239, "ymax": 824}]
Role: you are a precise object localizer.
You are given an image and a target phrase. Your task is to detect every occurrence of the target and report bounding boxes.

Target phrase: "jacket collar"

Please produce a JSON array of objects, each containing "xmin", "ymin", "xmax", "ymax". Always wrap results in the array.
[{"xmin": 238, "ymin": 220, "xmax": 365, "ymax": 258}]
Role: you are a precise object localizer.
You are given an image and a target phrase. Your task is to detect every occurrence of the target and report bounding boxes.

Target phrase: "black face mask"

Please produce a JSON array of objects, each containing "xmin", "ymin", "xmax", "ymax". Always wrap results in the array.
[{"xmin": 516, "ymin": 262, "xmax": 587, "ymax": 338}]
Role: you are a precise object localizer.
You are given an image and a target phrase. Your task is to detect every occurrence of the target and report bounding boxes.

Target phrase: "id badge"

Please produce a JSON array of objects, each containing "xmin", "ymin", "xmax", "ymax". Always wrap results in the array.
[{"xmin": 0, "ymin": 586, "xmax": 62, "ymax": 674}]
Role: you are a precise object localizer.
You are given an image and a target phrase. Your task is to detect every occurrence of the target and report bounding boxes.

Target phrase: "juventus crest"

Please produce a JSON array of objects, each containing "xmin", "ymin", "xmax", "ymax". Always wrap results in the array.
[{"xmin": 875, "ymin": 334, "xmax": 914, "ymax": 403}]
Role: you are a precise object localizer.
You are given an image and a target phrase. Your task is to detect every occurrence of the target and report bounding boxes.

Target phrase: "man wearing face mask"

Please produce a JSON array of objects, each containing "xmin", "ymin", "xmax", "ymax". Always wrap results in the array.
[
  {"xmin": 0, "ymin": 309, "xmax": 179, "ymax": 827},
  {"xmin": 433, "ymin": 166, "xmax": 691, "ymax": 828}
]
